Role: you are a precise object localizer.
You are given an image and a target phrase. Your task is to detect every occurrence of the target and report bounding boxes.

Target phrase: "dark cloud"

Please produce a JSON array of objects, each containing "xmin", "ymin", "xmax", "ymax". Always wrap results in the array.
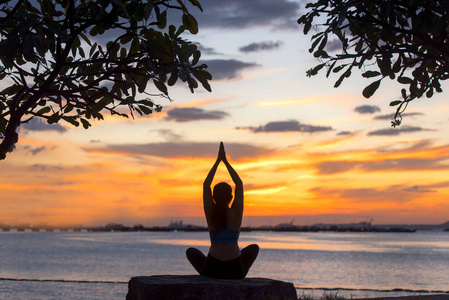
[
  {"xmin": 29, "ymin": 146, "xmax": 46, "ymax": 155},
  {"xmin": 56, "ymin": 181, "xmax": 74, "ymax": 186},
  {"xmin": 92, "ymin": 142, "xmax": 272, "ymax": 159},
  {"xmin": 239, "ymin": 41, "xmax": 283, "ymax": 53},
  {"xmin": 238, "ymin": 120, "xmax": 333, "ymax": 133},
  {"xmin": 165, "ymin": 107, "xmax": 229, "ymax": 122},
  {"xmin": 315, "ymin": 161, "xmax": 357, "ymax": 175},
  {"xmin": 403, "ymin": 185, "xmax": 436, "ymax": 193},
  {"xmin": 310, "ymin": 185, "xmax": 418, "ymax": 204},
  {"xmin": 196, "ymin": 0, "xmax": 301, "ymax": 29},
  {"xmin": 315, "ymin": 157, "xmax": 449, "ymax": 175},
  {"xmin": 196, "ymin": 43, "xmax": 221, "ymax": 55},
  {"xmin": 367, "ymin": 126, "xmax": 429, "ymax": 136},
  {"xmin": 337, "ymin": 131, "xmax": 353, "ymax": 136},
  {"xmin": 30, "ymin": 164, "xmax": 46, "ymax": 171},
  {"xmin": 204, "ymin": 59, "xmax": 259, "ymax": 80},
  {"xmin": 315, "ymin": 141, "xmax": 449, "ymax": 175},
  {"xmin": 21, "ymin": 121, "xmax": 67, "ymax": 133},
  {"xmin": 312, "ymin": 181, "xmax": 449, "ymax": 204},
  {"xmin": 354, "ymin": 105, "xmax": 381, "ymax": 114},
  {"xmin": 374, "ymin": 112, "xmax": 424, "ymax": 120}
]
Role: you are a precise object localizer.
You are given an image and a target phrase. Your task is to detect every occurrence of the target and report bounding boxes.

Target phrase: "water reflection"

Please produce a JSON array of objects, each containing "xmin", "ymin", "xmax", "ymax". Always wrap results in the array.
[
  {"xmin": 60, "ymin": 230, "xmax": 449, "ymax": 254},
  {"xmin": 152, "ymin": 239, "xmax": 209, "ymax": 247}
]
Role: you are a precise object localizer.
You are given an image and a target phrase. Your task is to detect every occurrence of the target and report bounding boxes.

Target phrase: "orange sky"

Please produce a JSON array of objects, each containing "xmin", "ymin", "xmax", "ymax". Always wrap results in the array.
[
  {"xmin": 2, "ymin": 126, "xmax": 449, "ymax": 227},
  {"xmin": 2, "ymin": 1, "xmax": 449, "ymax": 227}
]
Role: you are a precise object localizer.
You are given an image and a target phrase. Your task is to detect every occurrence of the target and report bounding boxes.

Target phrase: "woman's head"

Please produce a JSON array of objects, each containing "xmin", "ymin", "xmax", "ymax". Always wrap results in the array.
[
  {"xmin": 211, "ymin": 182, "xmax": 232, "ymax": 230},
  {"xmin": 213, "ymin": 182, "xmax": 233, "ymax": 207}
]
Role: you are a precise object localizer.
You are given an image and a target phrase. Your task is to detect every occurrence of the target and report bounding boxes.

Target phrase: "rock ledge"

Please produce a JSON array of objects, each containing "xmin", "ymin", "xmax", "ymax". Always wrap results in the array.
[{"xmin": 126, "ymin": 275, "xmax": 297, "ymax": 300}]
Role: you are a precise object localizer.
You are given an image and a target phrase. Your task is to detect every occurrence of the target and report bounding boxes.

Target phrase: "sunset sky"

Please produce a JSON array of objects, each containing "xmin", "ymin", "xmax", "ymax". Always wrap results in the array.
[{"xmin": 2, "ymin": 0, "xmax": 449, "ymax": 227}]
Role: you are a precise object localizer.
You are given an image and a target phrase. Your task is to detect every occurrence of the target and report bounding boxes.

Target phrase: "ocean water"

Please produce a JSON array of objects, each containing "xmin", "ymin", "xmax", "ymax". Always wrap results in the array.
[{"xmin": 1, "ymin": 230, "xmax": 448, "ymax": 299}]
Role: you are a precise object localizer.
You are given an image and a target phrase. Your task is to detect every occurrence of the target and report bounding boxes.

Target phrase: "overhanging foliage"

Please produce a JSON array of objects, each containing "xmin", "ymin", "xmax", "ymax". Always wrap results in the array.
[
  {"xmin": 298, "ymin": 0, "xmax": 449, "ymax": 126},
  {"xmin": 0, "ymin": 0, "xmax": 211, "ymax": 159}
]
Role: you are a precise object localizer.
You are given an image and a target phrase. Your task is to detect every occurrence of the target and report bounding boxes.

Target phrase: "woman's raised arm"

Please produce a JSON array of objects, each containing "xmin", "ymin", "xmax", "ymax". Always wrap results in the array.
[
  {"xmin": 203, "ymin": 144, "xmax": 222, "ymax": 213},
  {"xmin": 221, "ymin": 144, "xmax": 244, "ymax": 213}
]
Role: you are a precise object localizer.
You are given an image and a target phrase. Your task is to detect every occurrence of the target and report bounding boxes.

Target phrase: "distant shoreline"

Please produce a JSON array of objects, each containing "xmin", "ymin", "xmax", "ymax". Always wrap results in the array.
[
  {"xmin": 1, "ymin": 223, "xmax": 448, "ymax": 233},
  {"xmin": 2, "ymin": 220, "xmax": 449, "ymax": 233},
  {"xmin": 351, "ymin": 295, "xmax": 449, "ymax": 300}
]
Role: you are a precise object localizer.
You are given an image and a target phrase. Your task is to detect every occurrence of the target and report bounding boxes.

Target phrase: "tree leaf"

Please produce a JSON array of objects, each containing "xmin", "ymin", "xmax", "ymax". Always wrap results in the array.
[
  {"xmin": 390, "ymin": 100, "xmax": 402, "ymax": 107},
  {"xmin": 334, "ymin": 68, "xmax": 351, "ymax": 88},
  {"xmin": 154, "ymin": 80, "xmax": 168, "ymax": 95},
  {"xmin": 80, "ymin": 118, "xmax": 91, "ymax": 129},
  {"xmin": 318, "ymin": 34, "xmax": 327, "ymax": 51},
  {"xmin": 182, "ymin": 13, "xmax": 198, "ymax": 34},
  {"xmin": 47, "ymin": 113, "xmax": 60, "ymax": 124},
  {"xmin": 332, "ymin": 65, "xmax": 345, "ymax": 73},
  {"xmin": 36, "ymin": 106, "xmax": 51, "ymax": 115},
  {"xmin": 138, "ymin": 105, "xmax": 153, "ymax": 115},
  {"xmin": 362, "ymin": 80, "xmax": 381, "ymax": 98},
  {"xmin": 168, "ymin": 69, "xmax": 179, "ymax": 86},
  {"xmin": 362, "ymin": 71, "xmax": 381, "ymax": 78},
  {"xmin": 326, "ymin": 60, "xmax": 337, "ymax": 78},
  {"xmin": 187, "ymin": 0, "xmax": 203, "ymax": 12},
  {"xmin": 397, "ymin": 76, "xmax": 413, "ymax": 84},
  {"xmin": 401, "ymin": 88, "xmax": 407, "ymax": 99},
  {"xmin": 302, "ymin": 20, "xmax": 312, "ymax": 34},
  {"xmin": 176, "ymin": 0, "xmax": 188, "ymax": 13},
  {"xmin": 157, "ymin": 10, "xmax": 167, "ymax": 29},
  {"xmin": 62, "ymin": 116, "xmax": 79, "ymax": 127},
  {"xmin": 309, "ymin": 34, "xmax": 323, "ymax": 53}
]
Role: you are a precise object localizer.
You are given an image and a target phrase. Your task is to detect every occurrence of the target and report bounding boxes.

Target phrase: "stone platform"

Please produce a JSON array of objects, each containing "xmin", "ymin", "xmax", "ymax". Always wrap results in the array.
[{"xmin": 126, "ymin": 275, "xmax": 297, "ymax": 300}]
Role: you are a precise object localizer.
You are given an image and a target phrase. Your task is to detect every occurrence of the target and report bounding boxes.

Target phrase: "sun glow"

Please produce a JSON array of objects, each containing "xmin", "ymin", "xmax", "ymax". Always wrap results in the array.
[{"xmin": 246, "ymin": 186, "xmax": 287, "ymax": 195}]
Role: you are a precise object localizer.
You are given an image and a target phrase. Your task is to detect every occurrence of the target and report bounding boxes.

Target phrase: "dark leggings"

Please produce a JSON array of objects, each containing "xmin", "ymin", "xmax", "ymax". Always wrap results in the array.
[{"xmin": 186, "ymin": 244, "xmax": 259, "ymax": 279}]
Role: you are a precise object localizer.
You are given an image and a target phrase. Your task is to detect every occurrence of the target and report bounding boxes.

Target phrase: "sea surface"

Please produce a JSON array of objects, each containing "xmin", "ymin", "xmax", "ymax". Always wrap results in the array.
[{"xmin": 0, "ymin": 230, "xmax": 448, "ymax": 299}]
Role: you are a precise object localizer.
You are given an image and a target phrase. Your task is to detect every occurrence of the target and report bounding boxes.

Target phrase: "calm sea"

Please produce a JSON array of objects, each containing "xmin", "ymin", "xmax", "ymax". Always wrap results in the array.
[{"xmin": 0, "ymin": 230, "xmax": 448, "ymax": 299}]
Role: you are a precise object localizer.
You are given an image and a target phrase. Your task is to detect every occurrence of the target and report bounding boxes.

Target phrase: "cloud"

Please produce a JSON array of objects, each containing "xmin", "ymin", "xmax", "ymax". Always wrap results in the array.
[
  {"xmin": 315, "ymin": 157, "xmax": 449, "ymax": 175},
  {"xmin": 403, "ymin": 185, "xmax": 436, "ymax": 193},
  {"xmin": 195, "ymin": 0, "xmax": 301, "ymax": 29},
  {"xmin": 315, "ymin": 161, "xmax": 357, "ymax": 175},
  {"xmin": 21, "ymin": 120, "xmax": 67, "ymax": 133},
  {"xmin": 374, "ymin": 112, "xmax": 424, "ymax": 120},
  {"xmin": 165, "ymin": 107, "xmax": 229, "ymax": 122},
  {"xmin": 354, "ymin": 105, "xmax": 381, "ymax": 114},
  {"xmin": 204, "ymin": 59, "xmax": 259, "ymax": 80},
  {"xmin": 237, "ymin": 120, "xmax": 333, "ymax": 133},
  {"xmin": 367, "ymin": 126, "xmax": 429, "ymax": 136},
  {"xmin": 30, "ymin": 164, "xmax": 46, "ymax": 171},
  {"xmin": 195, "ymin": 43, "xmax": 222, "ymax": 55},
  {"xmin": 156, "ymin": 129, "xmax": 184, "ymax": 142},
  {"xmin": 310, "ymin": 185, "xmax": 419, "ymax": 204},
  {"xmin": 312, "ymin": 181, "xmax": 449, "ymax": 206},
  {"xmin": 29, "ymin": 146, "xmax": 46, "ymax": 155},
  {"xmin": 337, "ymin": 131, "xmax": 353, "ymax": 136},
  {"xmin": 314, "ymin": 142, "xmax": 449, "ymax": 175},
  {"xmin": 239, "ymin": 41, "xmax": 283, "ymax": 53},
  {"xmin": 89, "ymin": 142, "xmax": 272, "ymax": 159}
]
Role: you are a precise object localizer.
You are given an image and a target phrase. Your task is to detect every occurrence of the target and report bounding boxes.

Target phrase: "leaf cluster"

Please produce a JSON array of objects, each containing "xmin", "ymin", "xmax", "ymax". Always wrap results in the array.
[
  {"xmin": 298, "ymin": 0, "xmax": 449, "ymax": 126},
  {"xmin": 0, "ymin": 0, "xmax": 210, "ymax": 159}
]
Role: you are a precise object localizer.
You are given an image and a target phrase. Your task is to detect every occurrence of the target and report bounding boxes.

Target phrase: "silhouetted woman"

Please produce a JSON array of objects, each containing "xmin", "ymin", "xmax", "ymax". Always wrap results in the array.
[{"xmin": 186, "ymin": 142, "xmax": 259, "ymax": 279}]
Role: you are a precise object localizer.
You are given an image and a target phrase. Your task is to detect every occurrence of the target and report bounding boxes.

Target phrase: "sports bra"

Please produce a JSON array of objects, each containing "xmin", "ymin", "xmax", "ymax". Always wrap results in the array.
[{"xmin": 209, "ymin": 222, "xmax": 240, "ymax": 244}]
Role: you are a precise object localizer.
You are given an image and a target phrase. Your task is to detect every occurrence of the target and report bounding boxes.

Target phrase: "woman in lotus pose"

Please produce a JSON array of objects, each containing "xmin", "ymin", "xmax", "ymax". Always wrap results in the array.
[{"xmin": 186, "ymin": 142, "xmax": 259, "ymax": 279}]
